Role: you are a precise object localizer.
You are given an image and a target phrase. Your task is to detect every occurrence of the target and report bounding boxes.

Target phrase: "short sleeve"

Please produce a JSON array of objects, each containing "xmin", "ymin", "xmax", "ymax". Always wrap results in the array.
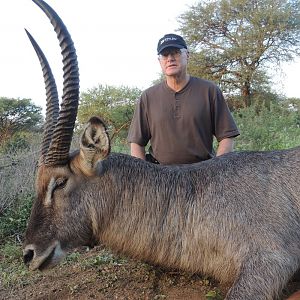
[
  {"xmin": 127, "ymin": 95, "xmax": 151, "ymax": 146},
  {"xmin": 212, "ymin": 87, "xmax": 240, "ymax": 142}
]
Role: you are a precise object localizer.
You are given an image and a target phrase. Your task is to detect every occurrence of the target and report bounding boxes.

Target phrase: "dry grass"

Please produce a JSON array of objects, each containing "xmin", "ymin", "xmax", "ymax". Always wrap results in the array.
[{"xmin": 0, "ymin": 144, "xmax": 39, "ymax": 215}]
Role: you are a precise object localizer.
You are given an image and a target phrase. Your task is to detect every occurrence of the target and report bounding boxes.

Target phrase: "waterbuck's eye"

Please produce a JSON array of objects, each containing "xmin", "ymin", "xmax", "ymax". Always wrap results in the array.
[{"xmin": 55, "ymin": 177, "xmax": 67, "ymax": 189}]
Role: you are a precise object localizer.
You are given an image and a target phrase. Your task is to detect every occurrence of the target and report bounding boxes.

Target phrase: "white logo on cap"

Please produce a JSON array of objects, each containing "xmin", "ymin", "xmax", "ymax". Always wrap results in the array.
[{"xmin": 160, "ymin": 37, "xmax": 177, "ymax": 45}]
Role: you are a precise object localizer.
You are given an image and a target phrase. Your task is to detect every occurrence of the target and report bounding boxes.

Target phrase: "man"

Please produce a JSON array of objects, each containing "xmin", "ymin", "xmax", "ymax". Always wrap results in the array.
[{"xmin": 127, "ymin": 33, "xmax": 240, "ymax": 165}]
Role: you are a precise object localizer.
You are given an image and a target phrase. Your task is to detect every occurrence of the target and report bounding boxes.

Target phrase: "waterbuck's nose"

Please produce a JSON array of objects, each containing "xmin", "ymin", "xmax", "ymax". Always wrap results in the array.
[{"xmin": 23, "ymin": 248, "xmax": 34, "ymax": 267}]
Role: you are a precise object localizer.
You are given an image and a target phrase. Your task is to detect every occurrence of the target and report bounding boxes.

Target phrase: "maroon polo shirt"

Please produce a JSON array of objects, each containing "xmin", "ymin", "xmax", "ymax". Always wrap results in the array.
[{"xmin": 127, "ymin": 77, "xmax": 240, "ymax": 164}]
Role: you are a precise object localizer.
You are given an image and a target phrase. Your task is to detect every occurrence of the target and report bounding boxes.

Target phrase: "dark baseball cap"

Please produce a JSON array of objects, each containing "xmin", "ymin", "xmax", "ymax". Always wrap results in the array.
[{"xmin": 157, "ymin": 34, "xmax": 187, "ymax": 54}]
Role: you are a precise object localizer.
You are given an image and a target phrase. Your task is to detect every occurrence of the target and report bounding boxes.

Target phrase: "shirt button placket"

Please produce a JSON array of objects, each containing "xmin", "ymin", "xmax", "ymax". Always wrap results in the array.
[{"xmin": 174, "ymin": 93, "xmax": 181, "ymax": 119}]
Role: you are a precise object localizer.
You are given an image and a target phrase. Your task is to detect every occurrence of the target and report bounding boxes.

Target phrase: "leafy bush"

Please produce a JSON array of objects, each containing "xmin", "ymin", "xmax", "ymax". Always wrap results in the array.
[
  {"xmin": 233, "ymin": 102, "xmax": 300, "ymax": 151},
  {"xmin": 78, "ymin": 85, "xmax": 141, "ymax": 140},
  {"xmin": 0, "ymin": 132, "xmax": 31, "ymax": 154},
  {"xmin": 0, "ymin": 194, "xmax": 34, "ymax": 243},
  {"xmin": 111, "ymin": 136, "xmax": 130, "ymax": 153}
]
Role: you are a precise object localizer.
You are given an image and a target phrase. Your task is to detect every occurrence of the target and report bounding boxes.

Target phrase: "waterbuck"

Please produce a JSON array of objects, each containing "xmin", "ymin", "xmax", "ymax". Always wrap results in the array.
[{"xmin": 23, "ymin": 0, "xmax": 300, "ymax": 299}]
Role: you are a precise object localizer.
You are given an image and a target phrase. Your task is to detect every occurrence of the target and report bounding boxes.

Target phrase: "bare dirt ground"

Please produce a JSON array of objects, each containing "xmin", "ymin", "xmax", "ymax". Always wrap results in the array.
[{"xmin": 1, "ymin": 246, "xmax": 300, "ymax": 300}]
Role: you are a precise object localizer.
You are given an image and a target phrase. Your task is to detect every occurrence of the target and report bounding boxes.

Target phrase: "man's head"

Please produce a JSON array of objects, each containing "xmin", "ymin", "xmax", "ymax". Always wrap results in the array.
[
  {"xmin": 157, "ymin": 34, "xmax": 189, "ymax": 77},
  {"xmin": 157, "ymin": 33, "xmax": 187, "ymax": 55}
]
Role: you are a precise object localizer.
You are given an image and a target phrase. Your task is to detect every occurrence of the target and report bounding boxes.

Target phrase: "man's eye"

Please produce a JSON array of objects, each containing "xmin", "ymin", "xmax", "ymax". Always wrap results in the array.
[{"xmin": 161, "ymin": 50, "xmax": 180, "ymax": 57}]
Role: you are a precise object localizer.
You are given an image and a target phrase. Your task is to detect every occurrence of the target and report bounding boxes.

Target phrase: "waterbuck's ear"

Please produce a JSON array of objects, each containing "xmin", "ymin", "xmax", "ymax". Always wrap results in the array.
[{"xmin": 79, "ymin": 117, "xmax": 111, "ymax": 174}]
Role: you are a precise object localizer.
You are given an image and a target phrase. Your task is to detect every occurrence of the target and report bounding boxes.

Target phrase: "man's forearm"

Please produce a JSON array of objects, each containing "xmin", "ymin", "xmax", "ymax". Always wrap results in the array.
[
  {"xmin": 130, "ymin": 143, "xmax": 146, "ymax": 160},
  {"xmin": 216, "ymin": 138, "xmax": 235, "ymax": 156}
]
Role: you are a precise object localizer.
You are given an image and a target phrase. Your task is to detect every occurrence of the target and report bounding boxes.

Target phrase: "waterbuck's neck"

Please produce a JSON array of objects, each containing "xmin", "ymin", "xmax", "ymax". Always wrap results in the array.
[{"xmin": 81, "ymin": 153, "xmax": 209, "ymax": 267}]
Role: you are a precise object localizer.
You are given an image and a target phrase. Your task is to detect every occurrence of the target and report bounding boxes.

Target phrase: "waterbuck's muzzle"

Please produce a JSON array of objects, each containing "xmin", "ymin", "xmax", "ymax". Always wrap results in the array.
[{"xmin": 23, "ymin": 241, "xmax": 65, "ymax": 271}]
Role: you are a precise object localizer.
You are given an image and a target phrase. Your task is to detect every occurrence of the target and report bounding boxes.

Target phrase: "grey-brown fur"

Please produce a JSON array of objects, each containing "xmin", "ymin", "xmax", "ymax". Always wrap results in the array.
[
  {"xmin": 25, "ymin": 144, "xmax": 300, "ymax": 299},
  {"xmin": 88, "ymin": 150, "xmax": 300, "ymax": 299}
]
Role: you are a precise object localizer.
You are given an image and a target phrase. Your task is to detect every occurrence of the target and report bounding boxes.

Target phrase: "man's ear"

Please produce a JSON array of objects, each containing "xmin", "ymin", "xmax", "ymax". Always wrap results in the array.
[{"xmin": 186, "ymin": 50, "xmax": 190, "ymax": 59}]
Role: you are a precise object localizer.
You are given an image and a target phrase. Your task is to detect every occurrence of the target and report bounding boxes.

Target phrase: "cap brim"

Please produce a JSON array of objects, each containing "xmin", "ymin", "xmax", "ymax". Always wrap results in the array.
[{"xmin": 157, "ymin": 44, "xmax": 185, "ymax": 54}]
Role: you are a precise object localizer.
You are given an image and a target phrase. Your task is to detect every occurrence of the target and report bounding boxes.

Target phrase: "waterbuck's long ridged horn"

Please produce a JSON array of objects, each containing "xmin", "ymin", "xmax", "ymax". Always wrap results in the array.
[
  {"xmin": 25, "ymin": 29, "xmax": 59, "ymax": 160},
  {"xmin": 32, "ymin": 0, "xmax": 80, "ymax": 166}
]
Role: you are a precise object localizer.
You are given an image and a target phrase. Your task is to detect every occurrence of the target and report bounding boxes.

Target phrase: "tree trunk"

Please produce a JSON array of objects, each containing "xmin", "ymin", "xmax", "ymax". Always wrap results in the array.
[{"xmin": 242, "ymin": 81, "xmax": 251, "ymax": 107}]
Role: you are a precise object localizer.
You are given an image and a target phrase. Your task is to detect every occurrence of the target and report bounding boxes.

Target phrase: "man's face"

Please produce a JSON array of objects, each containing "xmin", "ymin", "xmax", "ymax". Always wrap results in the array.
[{"xmin": 158, "ymin": 47, "xmax": 189, "ymax": 77}]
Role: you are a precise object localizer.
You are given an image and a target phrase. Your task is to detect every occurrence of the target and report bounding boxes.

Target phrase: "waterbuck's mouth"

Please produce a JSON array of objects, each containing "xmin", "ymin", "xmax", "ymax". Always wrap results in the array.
[
  {"xmin": 23, "ymin": 241, "xmax": 66, "ymax": 271},
  {"xmin": 38, "ymin": 246, "xmax": 56, "ymax": 271}
]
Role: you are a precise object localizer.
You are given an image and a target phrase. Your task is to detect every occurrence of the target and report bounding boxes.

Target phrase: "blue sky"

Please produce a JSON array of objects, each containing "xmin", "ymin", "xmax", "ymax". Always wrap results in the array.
[{"xmin": 0, "ymin": 0, "xmax": 299, "ymax": 114}]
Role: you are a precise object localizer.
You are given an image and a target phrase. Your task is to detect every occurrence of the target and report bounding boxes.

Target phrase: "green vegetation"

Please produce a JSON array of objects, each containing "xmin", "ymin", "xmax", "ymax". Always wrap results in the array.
[
  {"xmin": 206, "ymin": 289, "xmax": 223, "ymax": 300},
  {"xmin": 78, "ymin": 84, "xmax": 142, "ymax": 142},
  {"xmin": 0, "ymin": 97, "xmax": 43, "ymax": 151},
  {"xmin": 0, "ymin": 241, "xmax": 35, "ymax": 289},
  {"xmin": 0, "ymin": 194, "xmax": 34, "ymax": 243},
  {"xmin": 234, "ymin": 101, "xmax": 300, "ymax": 151}
]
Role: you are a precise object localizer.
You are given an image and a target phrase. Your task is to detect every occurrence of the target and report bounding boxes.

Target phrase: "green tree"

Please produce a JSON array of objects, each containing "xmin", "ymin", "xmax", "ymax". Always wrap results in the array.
[
  {"xmin": 0, "ymin": 97, "xmax": 43, "ymax": 147},
  {"xmin": 78, "ymin": 85, "xmax": 141, "ymax": 140},
  {"xmin": 178, "ymin": 0, "xmax": 300, "ymax": 107}
]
